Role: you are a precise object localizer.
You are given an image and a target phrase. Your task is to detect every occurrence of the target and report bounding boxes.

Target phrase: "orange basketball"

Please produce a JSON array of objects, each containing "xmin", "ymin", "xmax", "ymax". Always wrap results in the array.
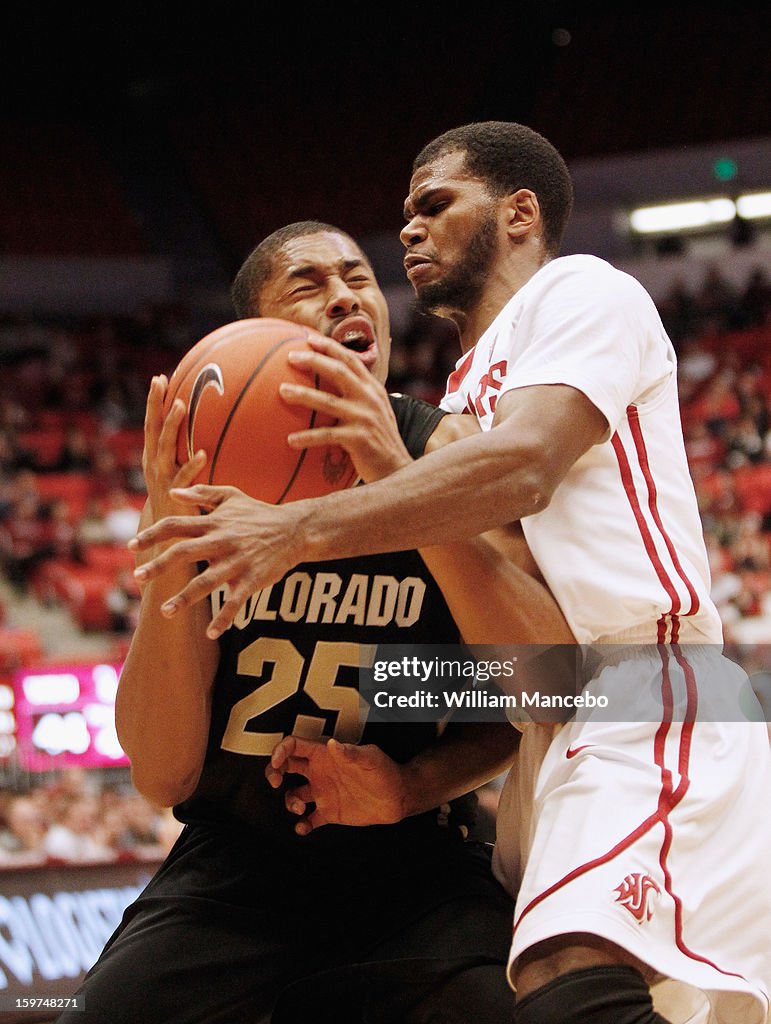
[{"xmin": 163, "ymin": 318, "xmax": 358, "ymax": 503}]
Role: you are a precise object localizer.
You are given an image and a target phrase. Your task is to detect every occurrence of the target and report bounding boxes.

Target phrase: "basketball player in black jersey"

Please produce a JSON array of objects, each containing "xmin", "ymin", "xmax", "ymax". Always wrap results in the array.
[{"xmin": 57, "ymin": 222, "xmax": 573, "ymax": 1024}]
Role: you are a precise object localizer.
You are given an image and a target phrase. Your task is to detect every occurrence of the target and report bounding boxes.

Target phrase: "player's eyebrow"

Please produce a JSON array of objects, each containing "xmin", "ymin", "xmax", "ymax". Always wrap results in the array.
[
  {"xmin": 286, "ymin": 258, "xmax": 367, "ymax": 280},
  {"xmin": 403, "ymin": 186, "xmax": 444, "ymax": 221}
]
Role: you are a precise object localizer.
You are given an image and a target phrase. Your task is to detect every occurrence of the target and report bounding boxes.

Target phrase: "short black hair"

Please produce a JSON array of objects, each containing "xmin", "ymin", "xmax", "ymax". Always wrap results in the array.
[
  {"xmin": 413, "ymin": 122, "xmax": 574, "ymax": 257},
  {"xmin": 231, "ymin": 220, "xmax": 356, "ymax": 318}
]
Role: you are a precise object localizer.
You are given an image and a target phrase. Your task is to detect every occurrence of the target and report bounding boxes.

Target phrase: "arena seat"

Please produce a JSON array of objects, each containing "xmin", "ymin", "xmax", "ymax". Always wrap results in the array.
[
  {"xmin": 18, "ymin": 429, "xmax": 66, "ymax": 470},
  {"xmin": 31, "ymin": 560, "xmax": 115, "ymax": 631},
  {"xmin": 104, "ymin": 428, "xmax": 145, "ymax": 468},
  {"xmin": 32, "ymin": 473, "xmax": 96, "ymax": 519},
  {"xmin": 84, "ymin": 544, "xmax": 136, "ymax": 574},
  {"xmin": 733, "ymin": 464, "xmax": 771, "ymax": 515},
  {"xmin": 0, "ymin": 628, "xmax": 43, "ymax": 670}
]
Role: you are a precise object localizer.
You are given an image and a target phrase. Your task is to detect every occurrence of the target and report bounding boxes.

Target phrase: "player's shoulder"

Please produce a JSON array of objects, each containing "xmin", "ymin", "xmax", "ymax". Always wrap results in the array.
[
  {"xmin": 534, "ymin": 254, "xmax": 656, "ymax": 313},
  {"xmin": 388, "ymin": 392, "xmax": 446, "ymax": 457},
  {"xmin": 542, "ymin": 254, "xmax": 648, "ymax": 290}
]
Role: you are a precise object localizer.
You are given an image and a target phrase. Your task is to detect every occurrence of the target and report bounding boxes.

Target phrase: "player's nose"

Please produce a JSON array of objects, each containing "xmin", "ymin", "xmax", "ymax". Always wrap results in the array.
[
  {"xmin": 400, "ymin": 217, "xmax": 426, "ymax": 247},
  {"xmin": 325, "ymin": 280, "xmax": 360, "ymax": 317}
]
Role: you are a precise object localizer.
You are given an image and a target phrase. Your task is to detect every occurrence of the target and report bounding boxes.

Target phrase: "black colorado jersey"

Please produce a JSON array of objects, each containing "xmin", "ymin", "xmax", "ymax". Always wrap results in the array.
[{"xmin": 176, "ymin": 395, "xmax": 475, "ymax": 840}]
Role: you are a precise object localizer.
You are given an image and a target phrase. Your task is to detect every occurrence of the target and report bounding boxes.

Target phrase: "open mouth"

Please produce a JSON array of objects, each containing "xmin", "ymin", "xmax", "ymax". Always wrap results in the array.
[
  {"xmin": 336, "ymin": 330, "xmax": 370, "ymax": 352},
  {"xmin": 332, "ymin": 317, "xmax": 375, "ymax": 353},
  {"xmin": 330, "ymin": 316, "xmax": 379, "ymax": 370}
]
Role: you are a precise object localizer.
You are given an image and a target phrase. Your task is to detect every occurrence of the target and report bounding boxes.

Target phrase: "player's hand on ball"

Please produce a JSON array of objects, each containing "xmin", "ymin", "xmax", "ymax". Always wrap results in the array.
[
  {"xmin": 130, "ymin": 484, "xmax": 306, "ymax": 638},
  {"xmin": 266, "ymin": 735, "xmax": 407, "ymax": 835},
  {"xmin": 142, "ymin": 375, "xmax": 207, "ymax": 524},
  {"xmin": 281, "ymin": 338, "xmax": 413, "ymax": 483}
]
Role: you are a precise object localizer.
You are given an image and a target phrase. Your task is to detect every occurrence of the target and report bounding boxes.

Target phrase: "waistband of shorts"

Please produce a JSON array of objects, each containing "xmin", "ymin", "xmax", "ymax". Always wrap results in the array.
[
  {"xmin": 581, "ymin": 642, "xmax": 720, "ymax": 676},
  {"xmin": 592, "ymin": 622, "xmax": 722, "ymax": 646}
]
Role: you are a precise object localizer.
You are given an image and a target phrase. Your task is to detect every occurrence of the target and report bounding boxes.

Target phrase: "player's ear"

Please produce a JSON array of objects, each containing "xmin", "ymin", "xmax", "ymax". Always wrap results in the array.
[{"xmin": 503, "ymin": 188, "xmax": 540, "ymax": 242}]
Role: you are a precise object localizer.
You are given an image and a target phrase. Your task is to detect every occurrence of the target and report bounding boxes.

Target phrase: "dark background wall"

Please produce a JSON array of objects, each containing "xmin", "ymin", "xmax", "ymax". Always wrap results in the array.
[{"xmin": 4, "ymin": 1, "xmax": 770, "ymax": 280}]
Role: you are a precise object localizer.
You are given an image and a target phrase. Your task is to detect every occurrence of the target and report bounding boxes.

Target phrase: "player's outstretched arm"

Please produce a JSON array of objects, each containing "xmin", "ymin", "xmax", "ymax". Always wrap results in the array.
[
  {"xmin": 266, "ymin": 722, "xmax": 519, "ymax": 835},
  {"xmin": 116, "ymin": 376, "xmax": 219, "ymax": 807},
  {"xmin": 130, "ymin": 360, "xmax": 607, "ymax": 639}
]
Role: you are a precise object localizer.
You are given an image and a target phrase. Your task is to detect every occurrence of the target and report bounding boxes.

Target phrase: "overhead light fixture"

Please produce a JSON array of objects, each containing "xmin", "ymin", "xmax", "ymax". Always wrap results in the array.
[
  {"xmin": 629, "ymin": 198, "xmax": 736, "ymax": 234},
  {"xmin": 629, "ymin": 191, "xmax": 771, "ymax": 235},
  {"xmin": 736, "ymin": 191, "xmax": 771, "ymax": 220}
]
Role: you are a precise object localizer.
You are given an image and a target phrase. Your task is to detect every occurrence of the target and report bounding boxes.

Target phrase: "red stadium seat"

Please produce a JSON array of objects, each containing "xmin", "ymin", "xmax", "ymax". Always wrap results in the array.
[
  {"xmin": 18, "ymin": 430, "xmax": 65, "ymax": 469},
  {"xmin": 0, "ymin": 628, "xmax": 44, "ymax": 670},
  {"xmin": 734, "ymin": 465, "xmax": 771, "ymax": 515},
  {"xmin": 104, "ymin": 428, "xmax": 145, "ymax": 468},
  {"xmin": 32, "ymin": 473, "xmax": 96, "ymax": 519},
  {"xmin": 84, "ymin": 544, "xmax": 136, "ymax": 574},
  {"xmin": 31, "ymin": 560, "xmax": 115, "ymax": 631}
]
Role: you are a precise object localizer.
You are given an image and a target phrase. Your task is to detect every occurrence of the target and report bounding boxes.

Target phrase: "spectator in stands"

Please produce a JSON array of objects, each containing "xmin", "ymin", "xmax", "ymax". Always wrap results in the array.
[
  {"xmin": 105, "ymin": 568, "xmax": 141, "ymax": 632},
  {"xmin": 95, "ymin": 382, "xmax": 131, "ymax": 435},
  {"xmin": 40, "ymin": 498, "xmax": 82, "ymax": 562},
  {"xmin": 724, "ymin": 413, "xmax": 766, "ymax": 468},
  {"xmin": 729, "ymin": 512, "xmax": 770, "ymax": 572},
  {"xmin": 113, "ymin": 791, "xmax": 167, "ymax": 857},
  {"xmin": 693, "ymin": 263, "xmax": 743, "ymax": 332},
  {"xmin": 0, "ymin": 428, "xmax": 37, "ymax": 474},
  {"xmin": 690, "ymin": 367, "xmax": 741, "ymax": 438},
  {"xmin": 740, "ymin": 266, "xmax": 771, "ymax": 327},
  {"xmin": 76, "ymin": 497, "xmax": 114, "ymax": 547},
  {"xmin": 391, "ymin": 309, "xmax": 458, "ymax": 405},
  {"xmin": 676, "ymin": 335, "xmax": 718, "ymax": 403},
  {"xmin": 657, "ymin": 274, "xmax": 697, "ymax": 345},
  {"xmin": 696, "ymin": 468, "xmax": 743, "ymax": 545},
  {"xmin": 0, "ymin": 492, "xmax": 56, "ymax": 591},
  {"xmin": 683, "ymin": 418, "xmax": 724, "ymax": 472},
  {"xmin": 90, "ymin": 445, "xmax": 126, "ymax": 498},
  {"xmin": 102, "ymin": 487, "xmax": 141, "ymax": 544},
  {"xmin": 123, "ymin": 445, "xmax": 147, "ymax": 495},
  {"xmin": 49, "ymin": 424, "xmax": 94, "ymax": 473},
  {"xmin": 0, "ymin": 794, "xmax": 48, "ymax": 865},
  {"xmin": 0, "ymin": 395, "xmax": 30, "ymax": 432},
  {"xmin": 51, "ymin": 369, "xmax": 94, "ymax": 419},
  {"xmin": 734, "ymin": 366, "xmax": 769, "ymax": 439},
  {"xmin": 42, "ymin": 792, "xmax": 114, "ymax": 863}
]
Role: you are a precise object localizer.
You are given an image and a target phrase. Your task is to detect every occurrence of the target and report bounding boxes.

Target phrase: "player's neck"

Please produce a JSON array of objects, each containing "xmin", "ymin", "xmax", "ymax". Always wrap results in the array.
[{"xmin": 457, "ymin": 255, "xmax": 550, "ymax": 352}]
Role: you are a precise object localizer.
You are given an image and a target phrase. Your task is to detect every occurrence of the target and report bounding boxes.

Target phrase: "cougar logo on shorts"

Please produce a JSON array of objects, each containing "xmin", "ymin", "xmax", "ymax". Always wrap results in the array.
[{"xmin": 613, "ymin": 873, "xmax": 661, "ymax": 923}]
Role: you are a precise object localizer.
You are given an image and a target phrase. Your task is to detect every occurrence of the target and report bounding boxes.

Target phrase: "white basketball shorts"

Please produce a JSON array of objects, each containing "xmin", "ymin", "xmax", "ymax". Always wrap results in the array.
[{"xmin": 493, "ymin": 645, "xmax": 771, "ymax": 1024}]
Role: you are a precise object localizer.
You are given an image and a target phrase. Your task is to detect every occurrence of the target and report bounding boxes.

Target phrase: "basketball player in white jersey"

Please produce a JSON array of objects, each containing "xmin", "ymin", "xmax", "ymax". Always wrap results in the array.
[{"xmin": 131, "ymin": 123, "xmax": 771, "ymax": 1024}]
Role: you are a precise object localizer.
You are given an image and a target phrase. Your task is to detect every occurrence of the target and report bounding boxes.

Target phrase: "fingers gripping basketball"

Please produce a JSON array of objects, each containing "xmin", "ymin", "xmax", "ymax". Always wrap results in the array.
[{"xmin": 163, "ymin": 318, "xmax": 358, "ymax": 503}]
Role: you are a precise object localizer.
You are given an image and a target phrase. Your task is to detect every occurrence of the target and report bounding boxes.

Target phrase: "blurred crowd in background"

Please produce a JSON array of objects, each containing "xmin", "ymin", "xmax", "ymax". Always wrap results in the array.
[{"xmin": 0, "ymin": 766, "xmax": 181, "ymax": 867}]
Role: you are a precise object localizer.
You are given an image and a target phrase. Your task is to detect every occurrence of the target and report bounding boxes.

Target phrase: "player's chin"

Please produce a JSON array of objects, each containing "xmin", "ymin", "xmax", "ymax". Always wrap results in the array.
[{"xmin": 345, "ymin": 341, "xmax": 380, "ymax": 374}]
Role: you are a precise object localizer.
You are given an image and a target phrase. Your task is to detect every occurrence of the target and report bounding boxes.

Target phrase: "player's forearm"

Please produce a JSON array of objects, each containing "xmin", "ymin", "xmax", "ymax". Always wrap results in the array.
[
  {"xmin": 398, "ymin": 722, "xmax": 520, "ymax": 818},
  {"xmin": 420, "ymin": 528, "xmax": 575, "ymax": 646},
  {"xmin": 301, "ymin": 426, "xmax": 549, "ymax": 562},
  {"xmin": 116, "ymin": 568, "xmax": 218, "ymax": 807}
]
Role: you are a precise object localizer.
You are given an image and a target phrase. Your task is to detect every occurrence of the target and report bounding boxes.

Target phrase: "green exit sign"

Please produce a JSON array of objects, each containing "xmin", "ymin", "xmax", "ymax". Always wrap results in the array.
[{"xmin": 713, "ymin": 157, "xmax": 738, "ymax": 182}]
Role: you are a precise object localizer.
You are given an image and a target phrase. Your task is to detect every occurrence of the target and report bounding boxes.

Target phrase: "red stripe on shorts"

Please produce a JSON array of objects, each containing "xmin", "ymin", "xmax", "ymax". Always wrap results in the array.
[
  {"xmin": 512, "ymin": 649, "xmax": 748, "ymax": 985},
  {"xmin": 655, "ymin": 646, "xmax": 747, "ymax": 982},
  {"xmin": 512, "ymin": 676, "xmax": 673, "ymax": 935}
]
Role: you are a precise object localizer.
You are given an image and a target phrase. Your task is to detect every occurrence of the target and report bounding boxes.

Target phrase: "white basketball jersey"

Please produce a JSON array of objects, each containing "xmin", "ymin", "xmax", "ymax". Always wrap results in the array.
[{"xmin": 440, "ymin": 255, "xmax": 723, "ymax": 645}]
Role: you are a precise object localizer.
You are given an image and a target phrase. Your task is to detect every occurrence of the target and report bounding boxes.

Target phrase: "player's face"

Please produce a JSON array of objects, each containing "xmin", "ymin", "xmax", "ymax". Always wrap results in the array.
[
  {"xmin": 258, "ymin": 232, "xmax": 391, "ymax": 384},
  {"xmin": 401, "ymin": 150, "xmax": 502, "ymax": 316}
]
